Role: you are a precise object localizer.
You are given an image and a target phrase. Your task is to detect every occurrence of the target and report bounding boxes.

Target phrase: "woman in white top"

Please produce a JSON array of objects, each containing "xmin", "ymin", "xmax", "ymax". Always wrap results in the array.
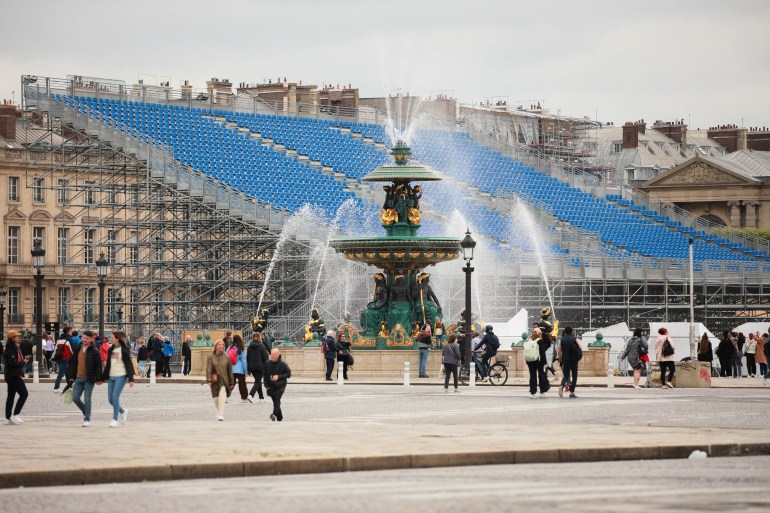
[
  {"xmin": 745, "ymin": 333, "xmax": 758, "ymax": 377},
  {"xmin": 101, "ymin": 331, "xmax": 135, "ymax": 427}
]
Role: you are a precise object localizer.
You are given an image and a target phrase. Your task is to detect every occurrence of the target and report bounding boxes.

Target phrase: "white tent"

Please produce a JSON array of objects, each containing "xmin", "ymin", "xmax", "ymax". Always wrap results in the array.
[
  {"xmin": 581, "ymin": 322, "xmax": 633, "ymax": 353},
  {"xmin": 732, "ymin": 322, "xmax": 770, "ymax": 338},
  {"xmin": 494, "ymin": 308, "xmax": 529, "ymax": 348},
  {"xmin": 646, "ymin": 322, "xmax": 720, "ymax": 361}
]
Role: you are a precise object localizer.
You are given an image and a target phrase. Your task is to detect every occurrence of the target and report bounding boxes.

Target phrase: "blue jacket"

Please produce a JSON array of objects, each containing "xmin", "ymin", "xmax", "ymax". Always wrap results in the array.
[
  {"xmin": 232, "ymin": 348, "xmax": 248, "ymax": 374},
  {"xmin": 162, "ymin": 341, "xmax": 175, "ymax": 358}
]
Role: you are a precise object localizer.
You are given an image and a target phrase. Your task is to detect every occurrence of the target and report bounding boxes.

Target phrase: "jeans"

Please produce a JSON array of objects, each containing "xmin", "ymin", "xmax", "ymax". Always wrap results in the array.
[
  {"xmin": 249, "ymin": 370, "xmax": 264, "ymax": 399},
  {"xmin": 760, "ymin": 363, "xmax": 768, "ymax": 377},
  {"xmin": 325, "ymin": 358, "xmax": 335, "ymax": 379},
  {"xmin": 163, "ymin": 356, "xmax": 171, "ymax": 377},
  {"xmin": 660, "ymin": 361, "xmax": 676, "ymax": 385},
  {"xmin": 561, "ymin": 361, "xmax": 578, "ymax": 392},
  {"xmin": 183, "ymin": 356, "xmax": 191, "ymax": 375},
  {"xmin": 733, "ymin": 357, "xmax": 742, "ymax": 378},
  {"xmin": 435, "ymin": 335, "xmax": 444, "ymax": 349},
  {"xmin": 443, "ymin": 363, "xmax": 458, "ymax": 389},
  {"xmin": 419, "ymin": 348, "xmax": 429, "ymax": 376},
  {"xmin": 54, "ymin": 359, "xmax": 69, "ymax": 390},
  {"xmin": 527, "ymin": 360, "xmax": 548, "ymax": 395},
  {"xmin": 746, "ymin": 354, "xmax": 756, "ymax": 376},
  {"xmin": 5, "ymin": 376, "xmax": 28, "ymax": 419},
  {"xmin": 107, "ymin": 376, "xmax": 127, "ymax": 421},
  {"xmin": 72, "ymin": 378, "xmax": 95, "ymax": 422},
  {"xmin": 270, "ymin": 387, "xmax": 285, "ymax": 421}
]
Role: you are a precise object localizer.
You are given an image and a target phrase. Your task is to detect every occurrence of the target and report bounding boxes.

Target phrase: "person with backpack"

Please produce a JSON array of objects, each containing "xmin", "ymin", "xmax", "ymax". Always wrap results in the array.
[
  {"xmin": 322, "ymin": 331, "xmax": 337, "ymax": 381},
  {"xmin": 206, "ymin": 339, "xmax": 234, "ymax": 422},
  {"xmin": 417, "ymin": 323, "xmax": 432, "ymax": 379},
  {"xmin": 524, "ymin": 328, "xmax": 548, "ymax": 399},
  {"xmin": 621, "ymin": 328, "xmax": 649, "ymax": 389},
  {"xmin": 441, "ymin": 333, "xmax": 462, "ymax": 393},
  {"xmin": 162, "ymin": 337, "xmax": 175, "ymax": 378},
  {"xmin": 247, "ymin": 332, "xmax": 270, "ymax": 402},
  {"xmin": 558, "ymin": 326, "xmax": 581, "ymax": 398},
  {"xmin": 52, "ymin": 333, "xmax": 74, "ymax": 391},
  {"xmin": 229, "ymin": 334, "xmax": 249, "ymax": 402},
  {"xmin": 475, "ymin": 325, "xmax": 500, "ymax": 379},
  {"xmin": 656, "ymin": 327, "xmax": 676, "ymax": 388}
]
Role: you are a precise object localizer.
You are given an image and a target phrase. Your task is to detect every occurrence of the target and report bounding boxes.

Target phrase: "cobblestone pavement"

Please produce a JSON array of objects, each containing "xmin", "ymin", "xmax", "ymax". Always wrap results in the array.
[{"xmin": 1, "ymin": 456, "xmax": 768, "ymax": 513}]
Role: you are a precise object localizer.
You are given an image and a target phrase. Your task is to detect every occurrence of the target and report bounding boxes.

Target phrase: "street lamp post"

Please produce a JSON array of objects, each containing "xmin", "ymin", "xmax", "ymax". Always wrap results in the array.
[
  {"xmin": 31, "ymin": 240, "xmax": 49, "ymax": 377},
  {"xmin": 0, "ymin": 284, "xmax": 6, "ymax": 340},
  {"xmin": 460, "ymin": 230, "xmax": 476, "ymax": 364},
  {"xmin": 96, "ymin": 252, "xmax": 109, "ymax": 341}
]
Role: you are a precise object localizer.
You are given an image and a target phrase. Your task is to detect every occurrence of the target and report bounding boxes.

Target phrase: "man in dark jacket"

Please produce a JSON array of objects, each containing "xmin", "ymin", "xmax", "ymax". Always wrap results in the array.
[
  {"xmin": 20, "ymin": 336, "xmax": 34, "ymax": 376},
  {"xmin": 558, "ymin": 326, "xmax": 580, "ymax": 399},
  {"xmin": 181, "ymin": 335, "xmax": 192, "ymax": 376},
  {"xmin": 474, "ymin": 325, "xmax": 500, "ymax": 379},
  {"xmin": 66, "ymin": 330, "xmax": 103, "ymax": 427},
  {"xmin": 716, "ymin": 333, "xmax": 737, "ymax": 378},
  {"xmin": 247, "ymin": 333, "xmax": 270, "ymax": 401},
  {"xmin": 323, "ymin": 331, "xmax": 337, "ymax": 381},
  {"xmin": 148, "ymin": 334, "xmax": 164, "ymax": 378},
  {"xmin": 264, "ymin": 348, "xmax": 291, "ymax": 422}
]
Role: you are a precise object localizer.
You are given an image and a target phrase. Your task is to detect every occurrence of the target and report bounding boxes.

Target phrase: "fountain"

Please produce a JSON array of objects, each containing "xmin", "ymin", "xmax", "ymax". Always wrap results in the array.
[{"xmin": 330, "ymin": 141, "xmax": 462, "ymax": 349}]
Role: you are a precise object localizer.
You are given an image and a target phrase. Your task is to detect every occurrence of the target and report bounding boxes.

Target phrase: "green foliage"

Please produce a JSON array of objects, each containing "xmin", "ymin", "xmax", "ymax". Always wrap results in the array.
[{"xmin": 721, "ymin": 228, "xmax": 770, "ymax": 241}]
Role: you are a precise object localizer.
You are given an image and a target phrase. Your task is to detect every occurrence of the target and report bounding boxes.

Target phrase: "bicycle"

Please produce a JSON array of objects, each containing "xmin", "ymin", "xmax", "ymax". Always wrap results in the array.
[{"xmin": 459, "ymin": 350, "xmax": 508, "ymax": 386}]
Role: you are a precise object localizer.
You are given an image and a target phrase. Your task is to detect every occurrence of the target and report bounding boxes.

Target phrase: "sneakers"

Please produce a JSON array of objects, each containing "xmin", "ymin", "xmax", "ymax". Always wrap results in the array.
[
  {"xmin": 270, "ymin": 414, "xmax": 276, "ymax": 422},
  {"xmin": 558, "ymin": 385, "xmax": 564, "ymax": 398},
  {"xmin": 241, "ymin": 399, "xmax": 250, "ymax": 403},
  {"xmin": 217, "ymin": 416, "xmax": 224, "ymax": 422},
  {"xmin": 633, "ymin": 385, "xmax": 642, "ymax": 390},
  {"xmin": 325, "ymin": 377, "xmax": 333, "ymax": 381},
  {"xmin": 82, "ymin": 420, "xmax": 91, "ymax": 427},
  {"xmin": 444, "ymin": 388, "xmax": 449, "ymax": 394},
  {"xmin": 530, "ymin": 394, "xmax": 537, "ymax": 399},
  {"xmin": 454, "ymin": 388, "xmax": 460, "ymax": 393},
  {"xmin": 665, "ymin": 382, "xmax": 675, "ymax": 389},
  {"xmin": 539, "ymin": 393, "xmax": 547, "ymax": 398},
  {"xmin": 121, "ymin": 409, "xmax": 129, "ymax": 425},
  {"xmin": 569, "ymin": 393, "xmax": 578, "ymax": 398},
  {"xmin": 109, "ymin": 420, "xmax": 119, "ymax": 428},
  {"xmin": 10, "ymin": 415, "xmax": 23, "ymax": 424},
  {"xmin": 247, "ymin": 396, "xmax": 254, "ymax": 403}
]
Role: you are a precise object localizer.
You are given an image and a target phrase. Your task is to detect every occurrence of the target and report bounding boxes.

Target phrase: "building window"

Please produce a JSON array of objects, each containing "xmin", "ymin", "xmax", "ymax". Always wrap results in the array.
[
  {"xmin": 7, "ymin": 226, "xmax": 19, "ymax": 264},
  {"xmin": 84, "ymin": 229, "xmax": 95, "ymax": 264},
  {"xmin": 129, "ymin": 288, "xmax": 138, "ymax": 323},
  {"xmin": 58, "ymin": 287, "xmax": 72, "ymax": 323},
  {"xmin": 131, "ymin": 185, "xmax": 139, "ymax": 207},
  {"xmin": 8, "ymin": 288, "xmax": 20, "ymax": 324},
  {"xmin": 32, "ymin": 177, "xmax": 44, "ymax": 203},
  {"xmin": 129, "ymin": 231, "xmax": 138, "ymax": 263},
  {"xmin": 106, "ymin": 186, "xmax": 116, "ymax": 205},
  {"xmin": 84, "ymin": 288, "xmax": 95, "ymax": 323},
  {"xmin": 8, "ymin": 176, "xmax": 19, "ymax": 201},
  {"xmin": 57, "ymin": 228, "xmax": 69, "ymax": 265},
  {"xmin": 85, "ymin": 181, "xmax": 94, "ymax": 205},
  {"xmin": 57, "ymin": 179, "xmax": 69, "ymax": 204},
  {"xmin": 33, "ymin": 227, "xmax": 45, "ymax": 248},
  {"xmin": 612, "ymin": 143, "xmax": 623, "ymax": 154},
  {"xmin": 107, "ymin": 230, "xmax": 117, "ymax": 264}
]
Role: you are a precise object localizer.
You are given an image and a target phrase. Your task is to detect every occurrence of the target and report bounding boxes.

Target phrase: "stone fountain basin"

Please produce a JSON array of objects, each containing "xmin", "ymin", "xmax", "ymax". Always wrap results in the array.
[{"xmin": 330, "ymin": 237, "xmax": 461, "ymax": 270}]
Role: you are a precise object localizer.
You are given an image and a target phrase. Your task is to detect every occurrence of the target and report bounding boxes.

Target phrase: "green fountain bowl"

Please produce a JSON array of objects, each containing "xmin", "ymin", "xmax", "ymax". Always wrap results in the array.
[
  {"xmin": 361, "ymin": 164, "xmax": 442, "ymax": 182},
  {"xmin": 330, "ymin": 237, "xmax": 461, "ymax": 270}
]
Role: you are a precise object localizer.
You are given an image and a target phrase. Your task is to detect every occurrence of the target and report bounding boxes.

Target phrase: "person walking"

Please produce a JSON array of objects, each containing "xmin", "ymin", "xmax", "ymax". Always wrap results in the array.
[
  {"xmin": 621, "ymin": 328, "xmax": 648, "ymax": 389},
  {"xmin": 417, "ymin": 324, "xmax": 432, "ymax": 378},
  {"xmin": 247, "ymin": 332, "xmax": 270, "ymax": 402},
  {"xmin": 66, "ymin": 330, "xmax": 103, "ymax": 427},
  {"xmin": 716, "ymin": 331, "xmax": 737, "ymax": 378},
  {"xmin": 229, "ymin": 334, "xmax": 249, "ymax": 403},
  {"xmin": 102, "ymin": 331, "xmax": 135, "ymax": 427},
  {"xmin": 655, "ymin": 327, "xmax": 676, "ymax": 388},
  {"xmin": 441, "ymin": 333, "xmax": 462, "ymax": 393},
  {"xmin": 745, "ymin": 333, "xmax": 757, "ymax": 377},
  {"xmin": 336, "ymin": 331, "xmax": 352, "ymax": 380},
  {"xmin": 524, "ymin": 329, "xmax": 548, "ymax": 398},
  {"xmin": 756, "ymin": 333, "xmax": 767, "ymax": 379},
  {"xmin": 181, "ymin": 336, "xmax": 192, "ymax": 376},
  {"xmin": 264, "ymin": 348, "xmax": 291, "ymax": 422},
  {"xmin": 206, "ymin": 339, "xmax": 234, "ymax": 421},
  {"xmin": 52, "ymin": 334, "xmax": 74, "ymax": 391},
  {"xmin": 558, "ymin": 326, "xmax": 581, "ymax": 398},
  {"xmin": 434, "ymin": 316, "xmax": 445, "ymax": 349},
  {"xmin": 162, "ymin": 337, "xmax": 175, "ymax": 377},
  {"xmin": 323, "ymin": 331, "xmax": 337, "ymax": 381},
  {"xmin": 4, "ymin": 330, "xmax": 30, "ymax": 425}
]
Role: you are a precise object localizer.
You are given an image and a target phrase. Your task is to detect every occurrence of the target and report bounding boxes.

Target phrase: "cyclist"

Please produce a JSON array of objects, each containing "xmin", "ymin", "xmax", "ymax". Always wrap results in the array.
[{"xmin": 474, "ymin": 325, "xmax": 500, "ymax": 379}]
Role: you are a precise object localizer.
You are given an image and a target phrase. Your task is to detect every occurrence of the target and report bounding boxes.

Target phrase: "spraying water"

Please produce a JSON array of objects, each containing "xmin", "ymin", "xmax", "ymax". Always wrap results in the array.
[
  {"xmin": 311, "ymin": 198, "xmax": 358, "ymax": 307},
  {"xmin": 512, "ymin": 197, "xmax": 555, "ymax": 316}
]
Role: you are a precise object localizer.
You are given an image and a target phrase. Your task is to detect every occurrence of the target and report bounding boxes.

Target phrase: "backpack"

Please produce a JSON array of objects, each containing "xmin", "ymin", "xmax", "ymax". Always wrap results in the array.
[
  {"xmin": 573, "ymin": 340, "xmax": 583, "ymax": 362},
  {"xmin": 227, "ymin": 346, "xmax": 238, "ymax": 365},
  {"xmin": 662, "ymin": 337, "xmax": 675, "ymax": 357},
  {"xmin": 523, "ymin": 339, "xmax": 540, "ymax": 362}
]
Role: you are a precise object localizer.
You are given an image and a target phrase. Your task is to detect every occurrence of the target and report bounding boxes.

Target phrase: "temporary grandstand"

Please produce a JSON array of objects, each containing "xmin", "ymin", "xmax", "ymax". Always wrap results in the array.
[{"xmin": 17, "ymin": 75, "xmax": 770, "ymax": 340}]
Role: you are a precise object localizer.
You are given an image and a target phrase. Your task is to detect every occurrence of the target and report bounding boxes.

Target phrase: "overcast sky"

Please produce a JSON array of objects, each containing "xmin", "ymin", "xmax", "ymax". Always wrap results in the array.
[{"xmin": 2, "ymin": 0, "xmax": 768, "ymax": 129}]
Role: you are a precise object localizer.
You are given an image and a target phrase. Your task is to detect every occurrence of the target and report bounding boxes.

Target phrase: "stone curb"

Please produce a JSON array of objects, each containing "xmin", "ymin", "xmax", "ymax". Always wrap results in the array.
[{"xmin": 2, "ymin": 442, "xmax": 769, "ymax": 489}]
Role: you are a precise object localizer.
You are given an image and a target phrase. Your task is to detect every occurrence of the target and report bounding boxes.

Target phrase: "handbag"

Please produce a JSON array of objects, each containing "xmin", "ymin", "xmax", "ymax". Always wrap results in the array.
[{"xmin": 63, "ymin": 389, "xmax": 73, "ymax": 404}]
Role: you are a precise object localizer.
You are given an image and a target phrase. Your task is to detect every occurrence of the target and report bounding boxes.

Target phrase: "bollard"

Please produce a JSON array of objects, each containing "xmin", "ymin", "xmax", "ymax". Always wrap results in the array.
[
  {"xmin": 149, "ymin": 361, "xmax": 156, "ymax": 385},
  {"xmin": 607, "ymin": 369, "xmax": 614, "ymax": 388},
  {"xmin": 403, "ymin": 361, "xmax": 410, "ymax": 386},
  {"xmin": 469, "ymin": 361, "xmax": 475, "ymax": 387},
  {"xmin": 33, "ymin": 358, "xmax": 39, "ymax": 384},
  {"xmin": 338, "ymin": 360, "xmax": 344, "ymax": 385}
]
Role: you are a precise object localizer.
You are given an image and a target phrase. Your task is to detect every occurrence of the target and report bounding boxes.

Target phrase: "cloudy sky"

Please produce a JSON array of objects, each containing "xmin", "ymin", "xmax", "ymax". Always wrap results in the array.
[{"xmin": 2, "ymin": 0, "xmax": 768, "ymax": 129}]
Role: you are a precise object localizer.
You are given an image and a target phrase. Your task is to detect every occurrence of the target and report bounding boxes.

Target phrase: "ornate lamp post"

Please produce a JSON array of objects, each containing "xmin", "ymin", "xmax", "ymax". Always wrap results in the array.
[
  {"xmin": 0, "ymin": 284, "xmax": 6, "ymax": 340},
  {"xmin": 460, "ymin": 229, "xmax": 476, "ymax": 363},
  {"xmin": 31, "ymin": 240, "xmax": 49, "ymax": 377},
  {"xmin": 96, "ymin": 252, "xmax": 109, "ymax": 340}
]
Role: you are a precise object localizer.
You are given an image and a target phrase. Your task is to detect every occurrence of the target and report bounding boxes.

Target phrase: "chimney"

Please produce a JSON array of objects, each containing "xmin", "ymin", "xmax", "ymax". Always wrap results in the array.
[
  {"xmin": 652, "ymin": 120, "xmax": 687, "ymax": 146},
  {"xmin": 181, "ymin": 80, "xmax": 192, "ymax": 101},
  {"xmin": 707, "ymin": 125, "xmax": 748, "ymax": 153},
  {"xmin": 0, "ymin": 104, "xmax": 18, "ymax": 140},
  {"xmin": 622, "ymin": 121, "xmax": 640, "ymax": 149}
]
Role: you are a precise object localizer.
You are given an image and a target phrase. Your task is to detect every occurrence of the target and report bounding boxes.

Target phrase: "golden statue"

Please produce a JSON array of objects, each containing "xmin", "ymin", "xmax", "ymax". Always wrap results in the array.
[
  {"xmin": 377, "ymin": 321, "xmax": 389, "ymax": 338},
  {"xmin": 303, "ymin": 324, "xmax": 313, "ymax": 343},
  {"xmin": 380, "ymin": 208, "xmax": 398, "ymax": 225},
  {"xmin": 407, "ymin": 207, "xmax": 421, "ymax": 225}
]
